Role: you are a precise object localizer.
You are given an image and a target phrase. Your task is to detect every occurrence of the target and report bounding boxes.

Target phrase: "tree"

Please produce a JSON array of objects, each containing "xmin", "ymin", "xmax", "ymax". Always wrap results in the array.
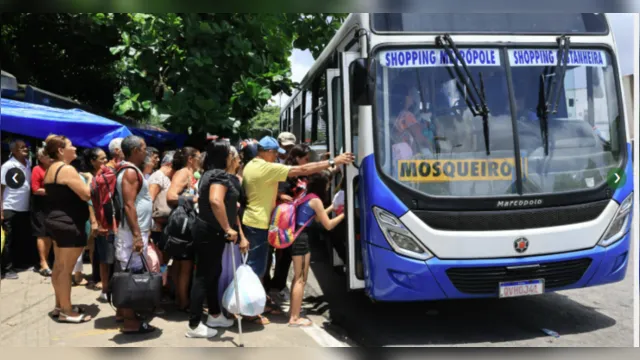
[
  {"xmin": 249, "ymin": 105, "xmax": 281, "ymax": 137},
  {"xmin": 0, "ymin": 13, "xmax": 121, "ymax": 111},
  {"xmin": 103, "ymin": 13, "xmax": 347, "ymax": 135},
  {"xmin": 1, "ymin": 13, "xmax": 348, "ymax": 135}
]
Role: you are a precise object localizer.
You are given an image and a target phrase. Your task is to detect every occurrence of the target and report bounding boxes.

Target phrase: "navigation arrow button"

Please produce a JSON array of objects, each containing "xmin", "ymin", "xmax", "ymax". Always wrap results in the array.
[{"xmin": 606, "ymin": 168, "xmax": 626, "ymax": 190}]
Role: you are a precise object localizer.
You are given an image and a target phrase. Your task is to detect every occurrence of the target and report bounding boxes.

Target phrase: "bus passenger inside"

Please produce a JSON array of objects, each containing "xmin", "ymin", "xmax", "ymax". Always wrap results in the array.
[{"xmin": 390, "ymin": 83, "xmax": 432, "ymax": 155}]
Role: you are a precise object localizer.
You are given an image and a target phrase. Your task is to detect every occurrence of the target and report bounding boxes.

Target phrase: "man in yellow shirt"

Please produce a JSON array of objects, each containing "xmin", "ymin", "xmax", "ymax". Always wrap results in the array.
[{"xmin": 241, "ymin": 136, "xmax": 353, "ymax": 324}]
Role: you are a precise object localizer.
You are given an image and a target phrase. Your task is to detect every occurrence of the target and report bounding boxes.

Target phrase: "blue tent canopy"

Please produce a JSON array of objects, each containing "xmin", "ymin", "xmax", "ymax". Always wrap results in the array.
[
  {"xmin": 0, "ymin": 98, "xmax": 132, "ymax": 149},
  {"xmin": 129, "ymin": 127, "xmax": 186, "ymax": 148}
]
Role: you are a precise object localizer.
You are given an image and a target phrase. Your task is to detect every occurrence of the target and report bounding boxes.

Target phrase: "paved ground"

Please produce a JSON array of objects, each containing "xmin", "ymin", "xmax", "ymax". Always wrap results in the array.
[
  {"xmin": 0, "ymin": 262, "xmax": 346, "ymax": 347},
  {"xmin": 0, "ymin": 222, "xmax": 636, "ymax": 347},
  {"xmin": 304, "ymin": 222, "xmax": 637, "ymax": 347}
]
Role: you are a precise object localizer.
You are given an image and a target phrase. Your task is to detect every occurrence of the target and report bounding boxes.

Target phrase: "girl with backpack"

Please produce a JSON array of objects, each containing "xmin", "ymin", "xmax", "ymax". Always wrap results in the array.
[
  {"xmin": 288, "ymin": 171, "xmax": 345, "ymax": 328},
  {"xmin": 264, "ymin": 144, "xmax": 312, "ymax": 312}
]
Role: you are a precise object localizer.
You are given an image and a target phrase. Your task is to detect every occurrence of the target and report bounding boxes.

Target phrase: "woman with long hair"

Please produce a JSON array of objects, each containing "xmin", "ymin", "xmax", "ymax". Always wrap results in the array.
[
  {"xmin": 31, "ymin": 147, "xmax": 54, "ymax": 277},
  {"xmin": 186, "ymin": 140, "xmax": 249, "ymax": 338},
  {"xmin": 288, "ymin": 171, "xmax": 344, "ymax": 327},
  {"xmin": 83, "ymin": 147, "xmax": 110, "ymax": 301},
  {"xmin": 43, "ymin": 135, "xmax": 92, "ymax": 323},
  {"xmin": 166, "ymin": 147, "xmax": 201, "ymax": 312}
]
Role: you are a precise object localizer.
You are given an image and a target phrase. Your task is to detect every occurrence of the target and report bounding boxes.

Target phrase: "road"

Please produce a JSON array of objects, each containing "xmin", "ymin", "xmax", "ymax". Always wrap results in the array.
[
  {"xmin": 0, "ymin": 222, "xmax": 635, "ymax": 347},
  {"xmin": 299, "ymin": 222, "xmax": 636, "ymax": 347}
]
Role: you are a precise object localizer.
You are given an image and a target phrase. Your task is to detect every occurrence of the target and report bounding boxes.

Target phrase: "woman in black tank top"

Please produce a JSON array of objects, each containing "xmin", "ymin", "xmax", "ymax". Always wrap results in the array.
[{"xmin": 43, "ymin": 135, "xmax": 92, "ymax": 324}]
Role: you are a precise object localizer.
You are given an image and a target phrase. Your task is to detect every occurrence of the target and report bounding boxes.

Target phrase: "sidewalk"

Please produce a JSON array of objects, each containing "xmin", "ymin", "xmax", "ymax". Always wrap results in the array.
[{"xmin": 0, "ymin": 264, "xmax": 332, "ymax": 347}]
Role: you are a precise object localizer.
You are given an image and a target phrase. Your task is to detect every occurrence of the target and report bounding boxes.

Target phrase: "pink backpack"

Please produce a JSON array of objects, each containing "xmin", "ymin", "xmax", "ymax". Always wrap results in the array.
[{"xmin": 268, "ymin": 193, "xmax": 319, "ymax": 249}]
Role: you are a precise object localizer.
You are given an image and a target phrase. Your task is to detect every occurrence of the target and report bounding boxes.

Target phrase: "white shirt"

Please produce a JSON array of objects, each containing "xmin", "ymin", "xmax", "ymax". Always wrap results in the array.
[{"xmin": 1, "ymin": 157, "xmax": 32, "ymax": 212}]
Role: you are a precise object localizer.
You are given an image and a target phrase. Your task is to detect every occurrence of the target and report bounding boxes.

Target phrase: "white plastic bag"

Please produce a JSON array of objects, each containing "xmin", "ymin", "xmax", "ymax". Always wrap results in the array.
[
  {"xmin": 333, "ymin": 190, "xmax": 345, "ymax": 215},
  {"xmin": 222, "ymin": 254, "xmax": 266, "ymax": 317}
]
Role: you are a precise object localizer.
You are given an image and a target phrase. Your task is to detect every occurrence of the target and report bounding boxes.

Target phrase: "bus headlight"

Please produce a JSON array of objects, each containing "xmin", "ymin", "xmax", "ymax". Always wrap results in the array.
[
  {"xmin": 373, "ymin": 206, "xmax": 433, "ymax": 260},
  {"xmin": 598, "ymin": 193, "xmax": 633, "ymax": 247}
]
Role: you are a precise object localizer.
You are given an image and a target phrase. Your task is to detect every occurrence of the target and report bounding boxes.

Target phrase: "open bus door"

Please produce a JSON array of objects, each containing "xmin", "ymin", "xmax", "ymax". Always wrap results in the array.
[
  {"xmin": 325, "ymin": 67, "xmax": 346, "ymax": 269},
  {"xmin": 339, "ymin": 51, "xmax": 365, "ymax": 290}
]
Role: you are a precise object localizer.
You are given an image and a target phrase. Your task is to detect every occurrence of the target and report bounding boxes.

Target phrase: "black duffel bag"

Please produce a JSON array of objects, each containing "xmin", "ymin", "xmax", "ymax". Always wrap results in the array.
[{"xmin": 109, "ymin": 252, "xmax": 162, "ymax": 310}]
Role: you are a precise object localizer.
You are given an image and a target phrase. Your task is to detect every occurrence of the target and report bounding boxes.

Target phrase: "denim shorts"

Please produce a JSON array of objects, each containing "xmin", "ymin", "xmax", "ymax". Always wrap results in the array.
[
  {"xmin": 243, "ymin": 225, "xmax": 270, "ymax": 278},
  {"xmin": 95, "ymin": 233, "xmax": 115, "ymax": 265}
]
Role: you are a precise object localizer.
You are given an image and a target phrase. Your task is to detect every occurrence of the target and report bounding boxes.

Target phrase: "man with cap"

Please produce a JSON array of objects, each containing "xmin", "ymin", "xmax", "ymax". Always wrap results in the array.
[
  {"xmin": 241, "ymin": 136, "xmax": 354, "ymax": 325},
  {"xmin": 277, "ymin": 132, "xmax": 297, "ymax": 164}
]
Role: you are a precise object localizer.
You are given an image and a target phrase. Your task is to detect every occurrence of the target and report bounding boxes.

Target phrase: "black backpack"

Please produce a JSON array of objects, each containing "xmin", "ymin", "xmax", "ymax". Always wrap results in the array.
[{"xmin": 163, "ymin": 197, "xmax": 196, "ymax": 259}]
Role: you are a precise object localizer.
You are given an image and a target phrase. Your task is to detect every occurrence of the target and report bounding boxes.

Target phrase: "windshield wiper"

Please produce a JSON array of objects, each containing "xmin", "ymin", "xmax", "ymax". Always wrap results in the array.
[
  {"xmin": 536, "ymin": 35, "xmax": 571, "ymax": 156},
  {"xmin": 436, "ymin": 34, "xmax": 491, "ymax": 155}
]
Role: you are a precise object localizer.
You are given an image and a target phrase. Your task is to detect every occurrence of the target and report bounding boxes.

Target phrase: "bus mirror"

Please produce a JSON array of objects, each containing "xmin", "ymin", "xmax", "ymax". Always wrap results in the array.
[{"xmin": 350, "ymin": 58, "xmax": 372, "ymax": 106}]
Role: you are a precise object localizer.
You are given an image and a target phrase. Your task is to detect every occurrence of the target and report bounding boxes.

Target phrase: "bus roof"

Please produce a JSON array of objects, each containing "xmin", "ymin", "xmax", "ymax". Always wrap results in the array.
[
  {"xmin": 280, "ymin": 13, "xmax": 363, "ymax": 114},
  {"xmin": 280, "ymin": 13, "xmax": 612, "ymax": 115}
]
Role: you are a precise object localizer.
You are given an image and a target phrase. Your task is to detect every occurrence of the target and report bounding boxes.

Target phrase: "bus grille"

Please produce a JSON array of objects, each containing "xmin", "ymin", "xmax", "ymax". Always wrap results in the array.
[
  {"xmin": 445, "ymin": 258, "xmax": 592, "ymax": 295},
  {"xmin": 414, "ymin": 199, "xmax": 609, "ymax": 231}
]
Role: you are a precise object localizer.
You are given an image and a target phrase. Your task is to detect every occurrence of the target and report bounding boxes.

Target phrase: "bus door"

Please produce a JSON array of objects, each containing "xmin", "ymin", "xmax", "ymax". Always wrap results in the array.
[
  {"xmin": 325, "ymin": 68, "xmax": 345, "ymax": 268},
  {"xmin": 339, "ymin": 51, "xmax": 365, "ymax": 290}
]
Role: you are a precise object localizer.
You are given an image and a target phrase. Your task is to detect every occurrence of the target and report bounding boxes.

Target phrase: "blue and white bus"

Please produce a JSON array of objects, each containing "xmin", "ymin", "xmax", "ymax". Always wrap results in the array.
[{"xmin": 280, "ymin": 13, "xmax": 633, "ymax": 301}]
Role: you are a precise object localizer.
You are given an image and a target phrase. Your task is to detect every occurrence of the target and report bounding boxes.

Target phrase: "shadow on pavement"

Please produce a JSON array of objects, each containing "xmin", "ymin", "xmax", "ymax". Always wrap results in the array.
[
  {"xmin": 307, "ymin": 237, "xmax": 618, "ymax": 347},
  {"xmin": 110, "ymin": 328, "xmax": 164, "ymax": 345}
]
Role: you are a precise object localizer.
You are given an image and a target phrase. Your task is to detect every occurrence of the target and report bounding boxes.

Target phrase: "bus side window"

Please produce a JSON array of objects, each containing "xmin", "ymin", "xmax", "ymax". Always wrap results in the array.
[{"xmin": 332, "ymin": 76, "xmax": 344, "ymax": 157}]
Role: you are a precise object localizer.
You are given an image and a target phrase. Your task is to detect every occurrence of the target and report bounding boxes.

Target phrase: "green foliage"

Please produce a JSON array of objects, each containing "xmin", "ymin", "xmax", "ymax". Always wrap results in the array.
[
  {"xmin": 249, "ymin": 105, "xmax": 281, "ymax": 133},
  {"xmin": 289, "ymin": 14, "xmax": 346, "ymax": 59},
  {"xmin": 1, "ymin": 13, "xmax": 347, "ymax": 136},
  {"xmin": 0, "ymin": 13, "xmax": 121, "ymax": 110}
]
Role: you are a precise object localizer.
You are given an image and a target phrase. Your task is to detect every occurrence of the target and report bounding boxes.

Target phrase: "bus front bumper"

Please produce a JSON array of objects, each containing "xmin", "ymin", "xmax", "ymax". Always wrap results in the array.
[{"xmin": 365, "ymin": 230, "xmax": 630, "ymax": 302}]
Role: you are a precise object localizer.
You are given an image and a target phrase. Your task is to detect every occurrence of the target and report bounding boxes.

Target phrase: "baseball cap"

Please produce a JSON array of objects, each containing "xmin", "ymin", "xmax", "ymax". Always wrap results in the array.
[
  {"xmin": 258, "ymin": 136, "xmax": 286, "ymax": 154},
  {"xmin": 277, "ymin": 132, "xmax": 296, "ymax": 147}
]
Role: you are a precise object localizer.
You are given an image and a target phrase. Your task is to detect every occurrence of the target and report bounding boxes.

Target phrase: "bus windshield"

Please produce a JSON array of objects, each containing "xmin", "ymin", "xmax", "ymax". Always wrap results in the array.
[{"xmin": 373, "ymin": 47, "xmax": 623, "ymax": 197}]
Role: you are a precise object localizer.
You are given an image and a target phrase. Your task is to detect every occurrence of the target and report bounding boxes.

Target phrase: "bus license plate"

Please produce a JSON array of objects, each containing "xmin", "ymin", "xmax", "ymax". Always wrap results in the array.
[{"xmin": 498, "ymin": 279, "xmax": 544, "ymax": 298}]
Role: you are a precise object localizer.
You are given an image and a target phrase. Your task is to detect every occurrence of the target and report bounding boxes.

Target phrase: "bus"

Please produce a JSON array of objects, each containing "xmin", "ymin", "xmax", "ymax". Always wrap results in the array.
[{"xmin": 280, "ymin": 13, "xmax": 634, "ymax": 301}]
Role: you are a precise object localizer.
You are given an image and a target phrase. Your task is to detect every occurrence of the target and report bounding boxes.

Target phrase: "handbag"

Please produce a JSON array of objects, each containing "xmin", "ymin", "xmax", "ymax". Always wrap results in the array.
[
  {"xmin": 152, "ymin": 188, "xmax": 172, "ymax": 220},
  {"xmin": 109, "ymin": 252, "xmax": 162, "ymax": 310}
]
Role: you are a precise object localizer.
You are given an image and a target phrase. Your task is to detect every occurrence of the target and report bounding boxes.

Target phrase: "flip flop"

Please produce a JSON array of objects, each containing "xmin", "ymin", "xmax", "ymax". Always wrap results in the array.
[
  {"xmin": 121, "ymin": 322, "xmax": 157, "ymax": 335},
  {"xmin": 288, "ymin": 318, "xmax": 313, "ymax": 328},
  {"xmin": 39, "ymin": 268, "xmax": 52, "ymax": 277}
]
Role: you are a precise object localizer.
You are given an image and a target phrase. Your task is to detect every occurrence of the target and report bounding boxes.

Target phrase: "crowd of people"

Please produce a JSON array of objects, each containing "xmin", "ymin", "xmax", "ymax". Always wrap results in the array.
[{"xmin": 1, "ymin": 131, "xmax": 354, "ymax": 338}]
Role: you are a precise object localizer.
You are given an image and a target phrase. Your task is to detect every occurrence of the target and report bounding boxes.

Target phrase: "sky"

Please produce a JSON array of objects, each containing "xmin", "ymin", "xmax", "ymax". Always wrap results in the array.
[{"xmin": 271, "ymin": 13, "xmax": 635, "ymax": 106}]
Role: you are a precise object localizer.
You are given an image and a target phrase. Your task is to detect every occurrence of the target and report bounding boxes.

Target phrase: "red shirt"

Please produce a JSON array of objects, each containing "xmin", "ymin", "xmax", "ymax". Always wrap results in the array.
[{"xmin": 31, "ymin": 165, "xmax": 46, "ymax": 194}]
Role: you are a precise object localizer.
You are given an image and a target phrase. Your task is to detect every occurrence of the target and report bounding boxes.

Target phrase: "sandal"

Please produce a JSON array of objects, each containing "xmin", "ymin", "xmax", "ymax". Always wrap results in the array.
[
  {"xmin": 121, "ymin": 322, "xmax": 157, "ymax": 335},
  {"xmin": 39, "ymin": 268, "xmax": 52, "ymax": 277},
  {"xmin": 72, "ymin": 277, "xmax": 88, "ymax": 287},
  {"xmin": 244, "ymin": 315, "xmax": 270, "ymax": 325},
  {"xmin": 51, "ymin": 306, "xmax": 84, "ymax": 318},
  {"xmin": 59, "ymin": 312, "xmax": 92, "ymax": 323},
  {"xmin": 116, "ymin": 312, "xmax": 144, "ymax": 323},
  {"xmin": 288, "ymin": 318, "xmax": 313, "ymax": 328},
  {"xmin": 263, "ymin": 305, "xmax": 284, "ymax": 316}
]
